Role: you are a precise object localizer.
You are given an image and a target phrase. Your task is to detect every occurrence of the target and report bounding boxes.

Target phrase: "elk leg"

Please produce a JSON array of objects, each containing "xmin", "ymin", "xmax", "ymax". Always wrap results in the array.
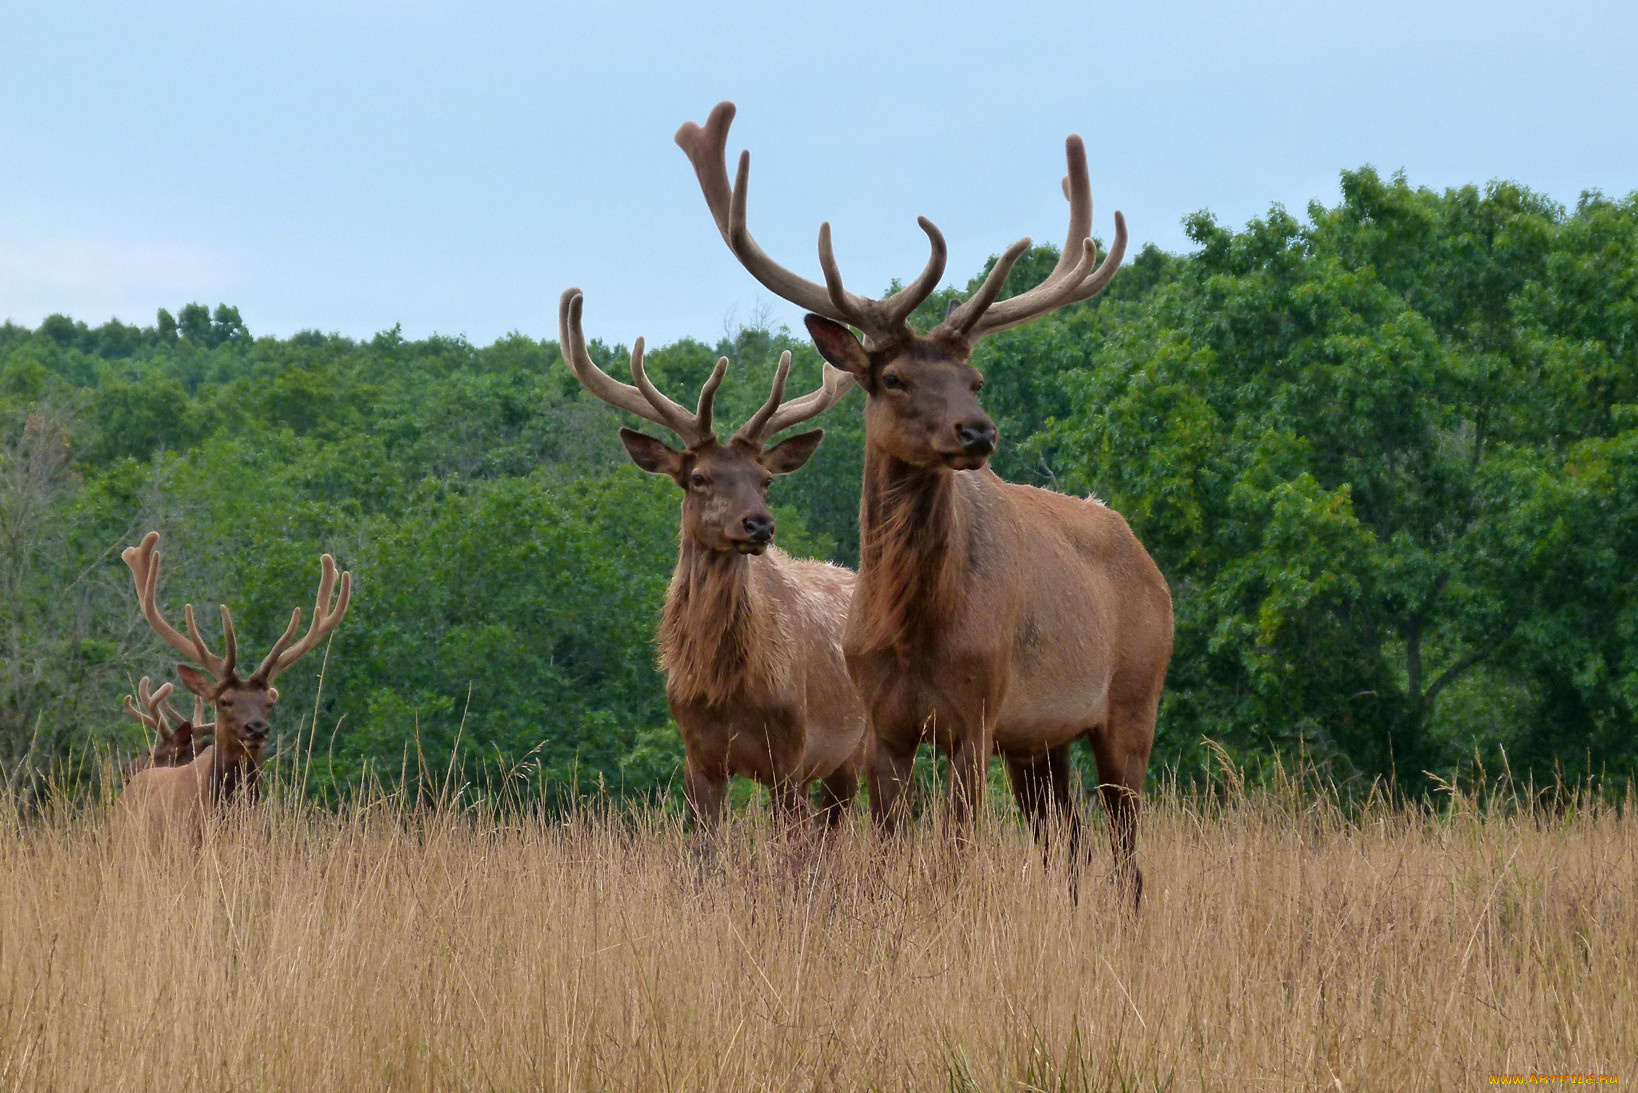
[
  {"xmin": 867, "ymin": 735, "xmax": 917, "ymax": 836},
  {"xmin": 1045, "ymin": 743, "xmax": 1083, "ymax": 864},
  {"xmin": 946, "ymin": 729, "xmax": 992, "ymax": 831},
  {"xmin": 815, "ymin": 766, "xmax": 858, "ymax": 830},
  {"xmin": 769, "ymin": 776, "xmax": 810, "ymax": 833},
  {"xmin": 1089, "ymin": 724, "xmax": 1151, "ymax": 912},
  {"xmin": 683, "ymin": 757, "xmax": 728, "ymax": 836},
  {"xmin": 1003, "ymin": 752, "xmax": 1053, "ymax": 840}
]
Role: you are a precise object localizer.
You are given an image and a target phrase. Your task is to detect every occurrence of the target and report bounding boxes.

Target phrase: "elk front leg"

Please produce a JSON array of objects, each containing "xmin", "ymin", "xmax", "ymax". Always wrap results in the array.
[
  {"xmin": 946, "ymin": 725, "xmax": 993, "ymax": 832},
  {"xmin": 769, "ymin": 775, "xmax": 810, "ymax": 834},
  {"xmin": 867, "ymin": 732, "xmax": 917, "ymax": 837},
  {"xmin": 815, "ymin": 765, "xmax": 858, "ymax": 830},
  {"xmin": 683, "ymin": 756, "xmax": 728, "ymax": 836}
]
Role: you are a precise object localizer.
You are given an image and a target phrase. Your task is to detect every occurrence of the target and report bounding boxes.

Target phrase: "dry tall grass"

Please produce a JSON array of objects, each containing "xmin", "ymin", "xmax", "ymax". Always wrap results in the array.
[{"xmin": 0, "ymin": 768, "xmax": 1632, "ymax": 1091}]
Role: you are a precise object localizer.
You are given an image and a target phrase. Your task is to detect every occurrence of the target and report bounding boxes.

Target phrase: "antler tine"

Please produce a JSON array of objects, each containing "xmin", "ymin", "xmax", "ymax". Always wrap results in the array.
[
  {"xmin": 941, "ymin": 135, "xmax": 1126, "ymax": 340},
  {"xmin": 123, "ymin": 676, "xmax": 175, "ymax": 736},
  {"xmin": 939, "ymin": 237, "xmax": 1035, "ymax": 338},
  {"xmin": 735, "ymin": 359, "xmax": 858, "ymax": 445},
  {"xmin": 144, "ymin": 679, "xmax": 174, "ymax": 730},
  {"xmin": 558, "ymin": 290, "xmax": 715, "ymax": 446},
  {"xmin": 880, "ymin": 217, "xmax": 949, "ymax": 327},
  {"xmin": 628, "ymin": 338, "xmax": 720, "ymax": 447},
  {"xmin": 121, "ymin": 693, "xmax": 153, "ymax": 730},
  {"xmin": 733, "ymin": 351, "xmax": 792, "ymax": 445},
  {"xmin": 677, "ymin": 102, "xmax": 943, "ymax": 348},
  {"xmin": 259, "ymin": 554, "xmax": 353, "ymax": 683},
  {"xmin": 122, "ymin": 532, "xmax": 231, "ymax": 680}
]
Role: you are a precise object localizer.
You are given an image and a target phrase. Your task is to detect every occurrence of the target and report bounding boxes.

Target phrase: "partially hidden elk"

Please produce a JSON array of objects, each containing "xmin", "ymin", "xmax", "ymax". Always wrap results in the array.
[
  {"xmin": 677, "ymin": 102, "xmax": 1173, "ymax": 904},
  {"xmin": 112, "ymin": 676, "xmax": 218, "ymax": 839},
  {"xmin": 118, "ymin": 675, "xmax": 212, "ymax": 783},
  {"xmin": 559, "ymin": 289, "xmax": 866, "ymax": 834},
  {"xmin": 117, "ymin": 531, "xmax": 351, "ymax": 829}
]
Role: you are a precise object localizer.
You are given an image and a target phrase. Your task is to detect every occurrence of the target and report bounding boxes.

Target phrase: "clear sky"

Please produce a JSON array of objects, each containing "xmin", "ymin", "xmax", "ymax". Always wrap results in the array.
[{"xmin": 3, "ymin": 0, "xmax": 1634, "ymax": 347}]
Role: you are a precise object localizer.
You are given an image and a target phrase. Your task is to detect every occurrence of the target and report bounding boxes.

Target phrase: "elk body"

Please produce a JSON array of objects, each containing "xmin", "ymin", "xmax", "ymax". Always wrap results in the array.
[
  {"xmin": 559, "ymin": 290, "xmax": 866, "ymax": 832},
  {"xmin": 678, "ymin": 103, "xmax": 1173, "ymax": 902},
  {"xmin": 115, "ymin": 531, "xmax": 350, "ymax": 836}
]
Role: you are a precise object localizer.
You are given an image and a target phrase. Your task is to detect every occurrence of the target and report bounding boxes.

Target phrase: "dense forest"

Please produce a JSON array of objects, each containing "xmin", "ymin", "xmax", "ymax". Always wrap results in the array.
[{"xmin": 3, "ymin": 169, "xmax": 1635, "ymax": 801}]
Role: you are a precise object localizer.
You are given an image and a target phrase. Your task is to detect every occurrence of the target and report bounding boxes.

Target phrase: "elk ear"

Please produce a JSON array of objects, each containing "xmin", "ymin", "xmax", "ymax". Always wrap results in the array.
[
  {"xmin": 804, "ymin": 316, "xmax": 871, "ymax": 381},
  {"xmin": 760, "ymin": 429, "xmax": 824, "ymax": 475},
  {"xmin": 174, "ymin": 664, "xmax": 214, "ymax": 700},
  {"xmin": 174, "ymin": 723, "xmax": 193, "ymax": 748},
  {"xmin": 618, "ymin": 427, "xmax": 686, "ymax": 478}
]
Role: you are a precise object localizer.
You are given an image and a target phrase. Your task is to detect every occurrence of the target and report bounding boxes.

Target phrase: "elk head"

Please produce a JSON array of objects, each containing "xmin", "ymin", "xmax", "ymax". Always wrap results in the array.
[
  {"xmin": 120, "ymin": 676, "xmax": 211, "ymax": 770},
  {"xmin": 675, "ymin": 101, "xmax": 1126, "ymax": 473},
  {"xmin": 122, "ymin": 532, "xmax": 351, "ymax": 787},
  {"xmin": 558, "ymin": 289, "xmax": 854, "ymax": 554}
]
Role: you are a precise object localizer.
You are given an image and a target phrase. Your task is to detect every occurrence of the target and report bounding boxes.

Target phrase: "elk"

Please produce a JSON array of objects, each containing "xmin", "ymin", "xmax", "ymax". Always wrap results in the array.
[
  {"xmin": 121, "ymin": 530, "xmax": 351, "ymax": 809},
  {"xmin": 112, "ymin": 677, "xmax": 218, "ymax": 839},
  {"xmin": 559, "ymin": 288, "xmax": 866, "ymax": 833},
  {"xmin": 118, "ymin": 675, "xmax": 211, "ymax": 783},
  {"xmin": 677, "ymin": 102, "xmax": 1173, "ymax": 904}
]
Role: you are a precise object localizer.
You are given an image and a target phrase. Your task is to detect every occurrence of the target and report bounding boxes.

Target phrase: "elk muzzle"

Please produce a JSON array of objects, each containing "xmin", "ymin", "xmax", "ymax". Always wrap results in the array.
[
  {"xmin": 946, "ymin": 416, "xmax": 998, "ymax": 468},
  {"xmin": 736, "ymin": 513, "xmax": 775, "ymax": 554}
]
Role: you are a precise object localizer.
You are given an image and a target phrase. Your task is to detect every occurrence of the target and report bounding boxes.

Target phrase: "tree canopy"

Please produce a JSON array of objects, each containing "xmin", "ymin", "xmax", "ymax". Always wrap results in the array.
[{"xmin": 3, "ymin": 168, "xmax": 1634, "ymax": 799}]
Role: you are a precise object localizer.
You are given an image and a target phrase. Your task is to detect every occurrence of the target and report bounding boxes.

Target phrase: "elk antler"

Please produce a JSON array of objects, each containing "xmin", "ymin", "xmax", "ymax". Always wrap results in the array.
[
  {"xmin": 252, "ymin": 552, "xmax": 353, "ymax": 684},
  {"xmin": 561, "ymin": 290, "xmax": 856, "ymax": 450},
  {"xmin": 675, "ymin": 101, "xmax": 947, "ymax": 351},
  {"xmin": 558, "ymin": 290, "xmax": 726, "ymax": 448},
  {"xmin": 122, "ymin": 532, "xmax": 237, "ymax": 681},
  {"xmin": 157, "ymin": 690, "xmax": 214, "ymax": 737},
  {"xmin": 732, "ymin": 351, "xmax": 856, "ymax": 447},
  {"xmin": 121, "ymin": 677, "xmax": 176, "ymax": 738},
  {"xmin": 934, "ymin": 135, "xmax": 1128, "ymax": 343}
]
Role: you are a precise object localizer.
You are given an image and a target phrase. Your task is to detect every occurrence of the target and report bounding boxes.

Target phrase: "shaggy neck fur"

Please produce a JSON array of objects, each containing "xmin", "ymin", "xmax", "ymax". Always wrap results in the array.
[
  {"xmin": 854, "ymin": 446, "xmax": 968, "ymax": 661},
  {"xmin": 209, "ymin": 749, "xmax": 260, "ymax": 806},
  {"xmin": 659, "ymin": 540, "xmax": 775, "ymax": 707}
]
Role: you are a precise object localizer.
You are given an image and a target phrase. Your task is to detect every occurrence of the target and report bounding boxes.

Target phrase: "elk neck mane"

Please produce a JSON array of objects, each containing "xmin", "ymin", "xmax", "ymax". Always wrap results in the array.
[
  {"xmin": 853, "ymin": 450, "xmax": 969, "ymax": 660},
  {"xmin": 659, "ymin": 540, "xmax": 784, "ymax": 707}
]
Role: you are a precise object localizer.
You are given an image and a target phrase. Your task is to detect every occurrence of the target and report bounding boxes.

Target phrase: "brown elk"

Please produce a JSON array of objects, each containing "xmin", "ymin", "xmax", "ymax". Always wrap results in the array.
[
  {"xmin": 559, "ymin": 289, "xmax": 865, "ymax": 833},
  {"xmin": 118, "ymin": 676, "xmax": 211, "ymax": 783},
  {"xmin": 121, "ymin": 530, "xmax": 351, "ymax": 809},
  {"xmin": 112, "ymin": 677, "xmax": 218, "ymax": 839},
  {"xmin": 677, "ymin": 102, "xmax": 1173, "ymax": 904}
]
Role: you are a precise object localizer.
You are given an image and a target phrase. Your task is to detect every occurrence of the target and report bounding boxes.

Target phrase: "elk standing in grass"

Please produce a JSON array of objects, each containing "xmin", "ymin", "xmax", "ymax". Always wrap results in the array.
[
  {"xmin": 559, "ymin": 289, "xmax": 865, "ymax": 833},
  {"xmin": 118, "ymin": 675, "xmax": 211, "ymax": 783},
  {"xmin": 112, "ymin": 676, "xmax": 218, "ymax": 838},
  {"xmin": 678, "ymin": 103, "xmax": 1173, "ymax": 903},
  {"xmin": 119, "ymin": 531, "xmax": 350, "ymax": 816}
]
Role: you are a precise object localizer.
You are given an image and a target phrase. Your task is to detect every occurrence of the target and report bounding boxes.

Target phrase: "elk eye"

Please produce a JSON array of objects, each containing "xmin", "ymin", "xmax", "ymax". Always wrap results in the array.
[
  {"xmin": 881, "ymin": 373, "xmax": 903, "ymax": 391},
  {"xmin": 691, "ymin": 473, "xmax": 707, "ymax": 488}
]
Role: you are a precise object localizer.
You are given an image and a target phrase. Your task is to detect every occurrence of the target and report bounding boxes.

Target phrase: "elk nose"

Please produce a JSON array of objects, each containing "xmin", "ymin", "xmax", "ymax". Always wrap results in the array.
[
  {"xmin": 954, "ymin": 419, "xmax": 997, "ymax": 455},
  {"xmin": 244, "ymin": 720, "xmax": 270, "ymax": 741},
  {"xmin": 742, "ymin": 514, "xmax": 775, "ymax": 543}
]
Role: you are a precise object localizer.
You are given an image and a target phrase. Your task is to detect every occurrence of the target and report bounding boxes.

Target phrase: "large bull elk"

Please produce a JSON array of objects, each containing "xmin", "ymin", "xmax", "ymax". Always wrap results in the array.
[
  {"xmin": 121, "ymin": 531, "xmax": 351, "ymax": 810},
  {"xmin": 559, "ymin": 289, "xmax": 865, "ymax": 833},
  {"xmin": 677, "ymin": 102, "xmax": 1173, "ymax": 904}
]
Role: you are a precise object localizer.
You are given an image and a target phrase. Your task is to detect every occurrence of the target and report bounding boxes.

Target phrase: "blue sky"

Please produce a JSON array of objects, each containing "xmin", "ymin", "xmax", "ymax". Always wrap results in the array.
[{"xmin": 2, "ymin": 0, "xmax": 1634, "ymax": 347}]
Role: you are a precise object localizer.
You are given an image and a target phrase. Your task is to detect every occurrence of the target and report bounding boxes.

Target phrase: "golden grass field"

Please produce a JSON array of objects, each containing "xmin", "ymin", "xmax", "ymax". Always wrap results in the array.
[{"xmin": 0, "ymin": 765, "xmax": 1632, "ymax": 1091}]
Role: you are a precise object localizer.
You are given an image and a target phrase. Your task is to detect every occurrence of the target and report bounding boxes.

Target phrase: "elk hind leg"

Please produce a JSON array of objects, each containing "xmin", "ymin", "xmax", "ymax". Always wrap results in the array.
[{"xmin": 1088, "ymin": 718, "xmax": 1152, "ymax": 912}]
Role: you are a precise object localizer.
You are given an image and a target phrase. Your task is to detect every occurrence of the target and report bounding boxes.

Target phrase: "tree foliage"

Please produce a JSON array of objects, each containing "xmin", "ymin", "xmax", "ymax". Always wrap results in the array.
[{"xmin": 1, "ymin": 169, "xmax": 1634, "ymax": 798}]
